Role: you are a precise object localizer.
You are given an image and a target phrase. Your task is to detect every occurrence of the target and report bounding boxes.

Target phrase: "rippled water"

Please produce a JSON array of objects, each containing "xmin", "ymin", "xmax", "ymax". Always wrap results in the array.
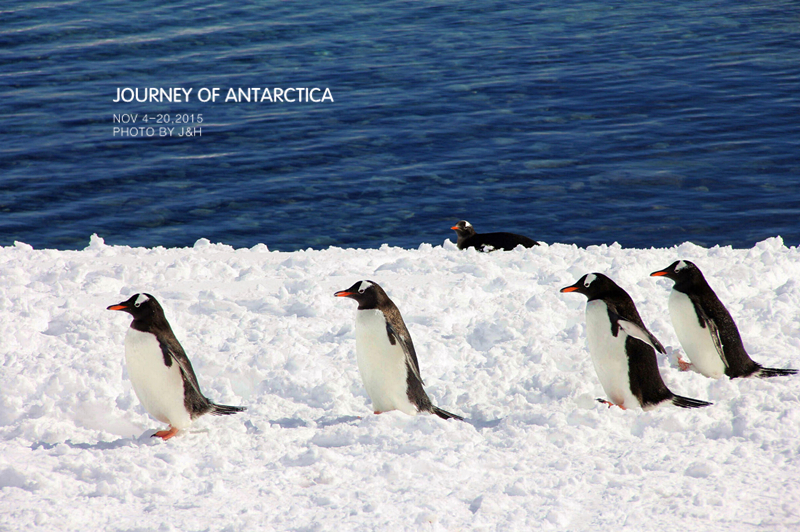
[{"xmin": 2, "ymin": 0, "xmax": 799, "ymax": 250}]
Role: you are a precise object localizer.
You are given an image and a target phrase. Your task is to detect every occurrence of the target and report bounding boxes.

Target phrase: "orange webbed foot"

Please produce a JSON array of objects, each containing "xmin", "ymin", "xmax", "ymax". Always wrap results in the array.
[
  {"xmin": 678, "ymin": 359, "xmax": 692, "ymax": 371},
  {"xmin": 373, "ymin": 411, "xmax": 383, "ymax": 415},
  {"xmin": 152, "ymin": 426, "xmax": 179, "ymax": 440},
  {"xmin": 596, "ymin": 399, "xmax": 626, "ymax": 410}
]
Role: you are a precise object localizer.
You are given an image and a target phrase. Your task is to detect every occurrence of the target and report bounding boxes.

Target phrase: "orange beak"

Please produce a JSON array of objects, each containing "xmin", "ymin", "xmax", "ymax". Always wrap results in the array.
[
  {"xmin": 650, "ymin": 270, "xmax": 669, "ymax": 277},
  {"xmin": 450, "ymin": 225, "xmax": 459, "ymax": 230},
  {"xmin": 107, "ymin": 304, "xmax": 128, "ymax": 311},
  {"xmin": 560, "ymin": 286, "xmax": 580, "ymax": 293},
  {"xmin": 334, "ymin": 291, "xmax": 354, "ymax": 297}
]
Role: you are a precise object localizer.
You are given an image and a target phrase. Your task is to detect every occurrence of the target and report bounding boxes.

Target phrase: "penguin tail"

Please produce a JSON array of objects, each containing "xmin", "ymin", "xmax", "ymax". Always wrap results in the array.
[
  {"xmin": 431, "ymin": 406, "xmax": 464, "ymax": 421},
  {"xmin": 756, "ymin": 366, "xmax": 798, "ymax": 378},
  {"xmin": 208, "ymin": 402, "xmax": 246, "ymax": 416},
  {"xmin": 671, "ymin": 395, "xmax": 712, "ymax": 409}
]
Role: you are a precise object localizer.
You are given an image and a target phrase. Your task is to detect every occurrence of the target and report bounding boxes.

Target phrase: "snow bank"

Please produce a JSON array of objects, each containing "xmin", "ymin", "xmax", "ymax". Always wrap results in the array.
[{"xmin": 1, "ymin": 235, "xmax": 799, "ymax": 531}]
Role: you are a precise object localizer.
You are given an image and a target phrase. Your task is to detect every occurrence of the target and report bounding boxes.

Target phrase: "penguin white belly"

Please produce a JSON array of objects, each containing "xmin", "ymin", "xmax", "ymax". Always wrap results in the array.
[
  {"xmin": 668, "ymin": 290, "xmax": 726, "ymax": 379},
  {"xmin": 125, "ymin": 328, "xmax": 192, "ymax": 429},
  {"xmin": 584, "ymin": 301, "xmax": 641, "ymax": 409},
  {"xmin": 354, "ymin": 309, "xmax": 417, "ymax": 415}
]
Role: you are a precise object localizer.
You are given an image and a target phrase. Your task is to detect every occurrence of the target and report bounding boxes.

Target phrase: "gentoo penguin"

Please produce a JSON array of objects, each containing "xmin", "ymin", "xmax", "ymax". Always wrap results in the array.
[
  {"xmin": 450, "ymin": 220, "xmax": 539, "ymax": 251},
  {"xmin": 651, "ymin": 260, "xmax": 797, "ymax": 379},
  {"xmin": 334, "ymin": 280, "xmax": 463, "ymax": 420},
  {"xmin": 561, "ymin": 273, "xmax": 711, "ymax": 410},
  {"xmin": 108, "ymin": 293, "xmax": 245, "ymax": 440}
]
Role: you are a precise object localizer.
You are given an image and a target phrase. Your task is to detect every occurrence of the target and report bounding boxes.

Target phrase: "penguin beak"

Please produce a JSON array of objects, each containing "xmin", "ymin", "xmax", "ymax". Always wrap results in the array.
[
  {"xmin": 334, "ymin": 291, "xmax": 354, "ymax": 298},
  {"xmin": 107, "ymin": 303, "xmax": 129, "ymax": 311},
  {"xmin": 450, "ymin": 225, "xmax": 459, "ymax": 230},
  {"xmin": 650, "ymin": 269, "xmax": 670, "ymax": 277},
  {"xmin": 560, "ymin": 282, "xmax": 582, "ymax": 294}
]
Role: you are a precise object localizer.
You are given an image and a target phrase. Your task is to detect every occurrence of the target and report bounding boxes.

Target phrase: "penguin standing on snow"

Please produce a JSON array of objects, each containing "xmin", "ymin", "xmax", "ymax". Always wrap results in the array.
[
  {"xmin": 651, "ymin": 260, "xmax": 798, "ymax": 379},
  {"xmin": 561, "ymin": 273, "xmax": 711, "ymax": 410},
  {"xmin": 108, "ymin": 293, "xmax": 245, "ymax": 440},
  {"xmin": 450, "ymin": 220, "xmax": 539, "ymax": 251},
  {"xmin": 334, "ymin": 280, "xmax": 463, "ymax": 420}
]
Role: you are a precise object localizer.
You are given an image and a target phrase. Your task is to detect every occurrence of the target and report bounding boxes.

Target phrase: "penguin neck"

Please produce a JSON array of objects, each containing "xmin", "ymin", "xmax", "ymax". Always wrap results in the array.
[
  {"xmin": 130, "ymin": 315, "xmax": 172, "ymax": 335},
  {"xmin": 456, "ymin": 229, "xmax": 475, "ymax": 247},
  {"xmin": 673, "ymin": 272, "xmax": 710, "ymax": 295}
]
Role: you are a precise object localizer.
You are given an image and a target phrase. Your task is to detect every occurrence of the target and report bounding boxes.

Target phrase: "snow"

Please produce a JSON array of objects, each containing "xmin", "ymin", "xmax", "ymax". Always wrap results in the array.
[{"xmin": 1, "ymin": 234, "xmax": 799, "ymax": 531}]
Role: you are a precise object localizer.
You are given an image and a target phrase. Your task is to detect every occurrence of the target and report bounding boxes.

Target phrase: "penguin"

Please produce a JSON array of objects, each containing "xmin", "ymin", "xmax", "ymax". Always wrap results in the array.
[
  {"xmin": 651, "ymin": 260, "xmax": 797, "ymax": 379},
  {"xmin": 561, "ymin": 273, "xmax": 711, "ymax": 410},
  {"xmin": 450, "ymin": 220, "xmax": 539, "ymax": 251},
  {"xmin": 334, "ymin": 280, "xmax": 463, "ymax": 420},
  {"xmin": 107, "ymin": 293, "xmax": 245, "ymax": 440}
]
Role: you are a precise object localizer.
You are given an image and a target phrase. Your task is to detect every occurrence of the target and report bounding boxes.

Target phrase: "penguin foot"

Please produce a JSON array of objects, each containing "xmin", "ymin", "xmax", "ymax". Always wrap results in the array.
[
  {"xmin": 152, "ymin": 426, "xmax": 179, "ymax": 440},
  {"xmin": 373, "ymin": 411, "xmax": 383, "ymax": 415},
  {"xmin": 678, "ymin": 359, "xmax": 693, "ymax": 371},
  {"xmin": 596, "ymin": 399, "xmax": 626, "ymax": 410}
]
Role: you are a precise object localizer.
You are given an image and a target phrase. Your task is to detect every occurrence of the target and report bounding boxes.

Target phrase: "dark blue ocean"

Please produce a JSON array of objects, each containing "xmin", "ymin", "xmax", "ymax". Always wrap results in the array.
[{"xmin": 2, "ymin": 1, "xmax": 799, "ymax": 251}]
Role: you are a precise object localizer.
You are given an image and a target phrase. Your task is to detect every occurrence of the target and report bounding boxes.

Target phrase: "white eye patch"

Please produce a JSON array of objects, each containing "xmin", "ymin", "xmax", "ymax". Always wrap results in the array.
[
  {"xmin": 584, "ymin": 273, "xmax": 597, "ymax": 287},
  {"xmin": 675, "ymin": 260, "xmax": 688, "ymax": 271},
  {"xmin": 358, "ymin": 281, "xmax": 373, "ymax": 293},
  {"xmin": 134, "ymin": 293, "xmax": 150, "ymax": 307},
  {"xmin": 463, "ymin": 221, "xmax": 472, "ymax": 228}
]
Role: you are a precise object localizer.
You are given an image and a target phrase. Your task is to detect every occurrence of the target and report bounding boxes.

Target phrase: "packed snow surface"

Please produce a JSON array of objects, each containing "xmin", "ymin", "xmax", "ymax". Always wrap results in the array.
[{"xmin": 2, "ymin": 235, "xmax": 799, "ymax": 531}]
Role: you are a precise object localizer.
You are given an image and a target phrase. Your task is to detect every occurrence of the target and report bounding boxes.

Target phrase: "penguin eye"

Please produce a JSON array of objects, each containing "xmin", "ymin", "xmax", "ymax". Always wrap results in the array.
[
  {"xmin": 358, "ymin": 288, "xmax": 366, "ymax": 294},
  {"xmin": 134, "ymin": 302, "xmax": 141, "ymax": 307}
]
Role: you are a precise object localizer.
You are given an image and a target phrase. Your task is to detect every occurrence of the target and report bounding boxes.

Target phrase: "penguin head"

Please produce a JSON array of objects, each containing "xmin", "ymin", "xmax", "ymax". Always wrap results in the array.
[
  {"xmin": 650, "ymin": 260, "xmax": 701, "ymax": 283},
  {"xmin": 334, "ymin": 280, "xmax": 387, "ymax": 310},
  {"xmin": 450, "ymin": 220, "xmax": 476, "ymax": 239},
  {"xmin": 107, "ymin": 293, "xmax": 164, "ymax": 321},
  {"xmin": 560, "ymin": 273, "xmax": 621, "ymax": 301}
]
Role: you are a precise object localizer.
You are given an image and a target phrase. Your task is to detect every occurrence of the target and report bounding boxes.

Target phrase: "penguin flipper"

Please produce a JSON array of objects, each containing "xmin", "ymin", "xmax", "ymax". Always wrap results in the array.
[
  {"xmin": 688, "ymin": 294, "xmax": 729, "ymax": 368},
  {"xmin": 386, "ymin": 320, "xmax": 425, "ymax": 386},
  {"xmin": 431, "ymin": 406, "xmax": 464, "ymax": 421},
  {"xmin": 160, "ymin": 340, "xmax": 246, "ymax": 414},
  {"xmin": 755, "ymin": 366, "xmax": 798, "ymax": 378},
  {"xmin": 208, "ymin": 402, "xmax": 246, "ymax": 416},
  {"xmin": 159, "ymin": 340, "xmax": 205, "ymax": 399},
  {"xmin": 671, "ymin": 395, "xmax": 712, "ymax": 409},
  {"xmin": 616, "ymin": 318, "xmax": 666, "ymax": 354}
]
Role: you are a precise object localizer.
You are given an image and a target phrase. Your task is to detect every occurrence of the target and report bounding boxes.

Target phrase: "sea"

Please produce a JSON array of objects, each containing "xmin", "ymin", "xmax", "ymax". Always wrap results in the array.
[{"xmin": 2, "ymin": 0, "xmax": 799, "ymax": 251}]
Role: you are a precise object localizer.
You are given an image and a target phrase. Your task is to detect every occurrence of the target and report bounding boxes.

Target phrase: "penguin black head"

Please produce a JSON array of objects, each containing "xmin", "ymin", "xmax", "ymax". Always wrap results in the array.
[
  {"xmin": 651, "ymin": 260, "xmax": 704, "ymax": 286},
  {"xmin": 560, "ymin": 273, "xmax": 623, "ymax": 301},
  {"xmin": 334, "ymin": 280, "xmax": 389, "ymax": 310},
  {"xmin": 450, "ymin": 220, "xmax": 476, "ymax": 239},
  {"xmin": 107, "ymin": 293, "xmax": 164, "ymax": 323}
]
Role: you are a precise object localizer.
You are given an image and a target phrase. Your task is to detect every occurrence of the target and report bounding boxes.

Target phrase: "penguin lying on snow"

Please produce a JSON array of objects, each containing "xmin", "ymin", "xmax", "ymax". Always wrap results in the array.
[
  {"xmin": 451, "ymin": 220, "xmax": 539, "ymax": 251},
  {"xmin": 651, "ymin": 260, "xmax": 797, "ymax": 379},
  {"xmin": 561, "ymin": 273, "xmax": 711, "ymax": 410},
  {"xmin": 108, "ymin": 293, "xmax": 245, "ymax": 440},
  {"xmin": 335, "ymin": 280, "xmax": 463, "ymax": 420}
]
